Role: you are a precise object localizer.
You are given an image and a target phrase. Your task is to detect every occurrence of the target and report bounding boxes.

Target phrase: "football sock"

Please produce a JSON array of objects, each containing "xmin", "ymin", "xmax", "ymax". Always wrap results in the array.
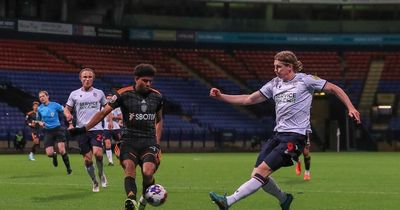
[
  {"xmin": 106, "ymin": 149, "xmax": 113, "ymax": 163},
  {"xmin": 262, "ymin": 176, "xmax": 287, "ymax": 204},
  {"xmin": 125, "ymin": 176, "xmax": 137, "ymax": 200},
  {"xmin": 31, "ymin": 144, "xmax": 39, "ymax": 153},
  {"xmin": 143, "ymin": 177, "xmax": 155, "ymax": 195},
  {"xmin": 304, "ymin": 156, "xmax": 311, "ymax": 171},
  {"xmin": 62, "ymin": 153, "xmax": 71, "ymax": 170},
  {"xmin": 226, "ymin": 173, "xmax": 266, "ymax": 206},
  {"xmin": 85, "ymin": 162, "xmax": 97, "ymax": 183},
  {"xmin": 96, "ymin": 157, "xmax": 104, "ymax": 178}
]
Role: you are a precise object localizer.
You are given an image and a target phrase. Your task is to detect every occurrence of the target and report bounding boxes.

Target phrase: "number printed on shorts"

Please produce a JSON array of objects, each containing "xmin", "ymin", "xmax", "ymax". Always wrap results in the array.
[{"xmin": 96, "ymin": 134, "xmax": 103, "ymax": 142}]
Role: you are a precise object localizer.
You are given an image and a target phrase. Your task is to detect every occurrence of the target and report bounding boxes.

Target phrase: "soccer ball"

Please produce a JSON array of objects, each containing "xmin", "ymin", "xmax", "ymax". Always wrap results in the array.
[{"xmin": 144, "ymin": 184, "xmax": 167, "ymax": 206}]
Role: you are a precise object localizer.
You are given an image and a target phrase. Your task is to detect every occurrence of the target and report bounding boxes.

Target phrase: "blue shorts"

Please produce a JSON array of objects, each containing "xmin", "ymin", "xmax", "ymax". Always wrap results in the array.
[
  {"xmin": 75, "ymin": 130, "xmax": 104, "ymax": 155},
  {"xmin": 255, "ymin": 132, "xmax": 306, "ymax": 171}
]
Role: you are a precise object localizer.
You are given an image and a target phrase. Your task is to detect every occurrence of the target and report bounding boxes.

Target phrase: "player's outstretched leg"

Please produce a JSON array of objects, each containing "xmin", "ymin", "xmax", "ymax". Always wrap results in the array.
[
  {"xmin": 61, "ymin": 153, "xmax": 72, "ymax": 175},
  {"xmin": 303, "ymin": 156, "xmax": 311, "ymax": 181},
  {"xmin": 52, "ymin": 152, "xmax": 58, "ymax": 167},
  {"xmin": 96, "ymin": 155, "xmax": 107, "ymax": 187},
  {"xmin": 125, "ymin": 176, "xmax": 138, "ymax": 210},
  {"xmin": 209, "ymin": 192, "xmax": 229, "ymax": 210},
  {"xmin": 106, "ymin": 148, "xmax": 114, "ymax": 166},
  {"xmin": 85, "ymin": 161, "xmax": 99, "ymax": 192},
  {"xmin": 262, "ymin": 176, "xmax": 292, "ymax": 209},
  {"xmin": 280, "ymin": 193, "xmax": 293, "ymax": 210}
]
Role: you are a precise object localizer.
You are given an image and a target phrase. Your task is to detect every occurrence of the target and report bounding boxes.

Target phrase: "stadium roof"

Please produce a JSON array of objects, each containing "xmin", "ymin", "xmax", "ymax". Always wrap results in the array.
[{"xmin": 196, "ymin": 0, "xmax": 400, "ymax": 4}]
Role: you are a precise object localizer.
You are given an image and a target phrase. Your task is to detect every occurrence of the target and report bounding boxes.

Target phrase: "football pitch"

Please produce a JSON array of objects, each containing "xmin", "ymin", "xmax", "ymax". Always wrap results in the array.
[{"xmin": 0, "ymin": 152, "xmax": 399, "ymax": 210}]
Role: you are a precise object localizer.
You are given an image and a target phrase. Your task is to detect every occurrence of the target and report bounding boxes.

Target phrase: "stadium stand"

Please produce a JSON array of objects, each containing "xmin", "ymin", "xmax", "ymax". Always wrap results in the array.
[{"xmin": 1, "ymin": 38, "xmax": 395, "ymax": 148}]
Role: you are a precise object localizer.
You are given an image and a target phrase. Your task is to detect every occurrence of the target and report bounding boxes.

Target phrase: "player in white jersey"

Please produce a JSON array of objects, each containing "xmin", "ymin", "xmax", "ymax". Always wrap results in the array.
[
  {"xmin": 64, "ymin": 68, "xmax": 108, "ymax": 192},
  {"xmin": 209, "ymin": 51, "xmax": 361, "ymax": 210},
  {"xmin": 295, "ymin": 131, "xmax": 312, "ymax": 181},
  {"xmin": 103, "ymin": 93, "xmax": 123, "ymax": 166}
]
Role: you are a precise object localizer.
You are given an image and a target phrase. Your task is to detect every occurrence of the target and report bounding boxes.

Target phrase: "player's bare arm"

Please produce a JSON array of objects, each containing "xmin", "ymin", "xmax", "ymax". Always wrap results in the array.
[
  {"xmin": 64, "ymin": 105, "xmax": 75, "ymax": 129},
  {"xmin": 68, "ymin": 104, "xmax": 113, "ymax": 137},
  {"xmin": 323, "ymin": 82, "xmax": 361, "ymax": 124},
  {"xmin": 64, "ymin": 105, "xmax": 74, "ymax": 122},
  {"xmin": 155, "ymin": 109, "xmax": 163, "ymax": 145},
  {"xmin": 209, "ymin": 88, "xmax": 266, "ymax": 105},
  {"xmin": 85, "ymin": 104, "xmax": 113, "ymax": 131}
]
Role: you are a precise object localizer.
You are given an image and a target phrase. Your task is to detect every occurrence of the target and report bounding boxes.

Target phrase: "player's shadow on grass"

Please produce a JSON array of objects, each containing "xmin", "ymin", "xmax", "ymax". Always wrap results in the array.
[{"xmin": 32, "ymin": 191, "xmax": 89, "ymax": 203}]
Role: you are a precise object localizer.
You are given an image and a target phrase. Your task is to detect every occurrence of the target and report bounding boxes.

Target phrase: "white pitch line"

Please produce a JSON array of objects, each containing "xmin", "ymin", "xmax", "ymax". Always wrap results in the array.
[
  {"xmin": 0, "ymin": 181, "xmax": 84, "ymax": 187},
  {"xmin": 0, "ymin": 181, "xmax": 399, "ymax": 195}
]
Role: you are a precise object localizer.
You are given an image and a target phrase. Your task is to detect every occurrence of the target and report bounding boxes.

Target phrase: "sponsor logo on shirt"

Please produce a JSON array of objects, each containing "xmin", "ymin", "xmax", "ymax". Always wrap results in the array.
[
  {"xmin": 140, "ymin": 100, "xmax": 148, "ymax": 112},
  {"xmin": 275, "ymin": 92, "xmax": 296, "ymax": 104},
  {"xmin": 78, "ymin": 101, "xmax": 99, "ymax": 109},
  {"xmin": 129, "ymin": 113, "xmax": 156, "ymax": 121}
]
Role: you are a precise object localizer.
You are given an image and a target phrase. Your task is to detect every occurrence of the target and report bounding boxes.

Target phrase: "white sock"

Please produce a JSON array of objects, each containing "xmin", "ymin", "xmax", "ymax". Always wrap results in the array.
[
  {"xmin": 106, "ymin": 149, "xmax": 113, "ymax": 163},
  {"xmin": 226, "ymin": 174, "xmax": 266, "ymax": 206},
  {"xmin": 262, "ymin": 176, "xmax": 287, "ymax": 204}
]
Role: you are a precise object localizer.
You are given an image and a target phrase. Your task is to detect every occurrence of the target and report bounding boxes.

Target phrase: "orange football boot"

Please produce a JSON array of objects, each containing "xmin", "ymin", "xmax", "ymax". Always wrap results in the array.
[{"xmin": 295, "ymin": 161, "xmax": 301, "ymax": 176}]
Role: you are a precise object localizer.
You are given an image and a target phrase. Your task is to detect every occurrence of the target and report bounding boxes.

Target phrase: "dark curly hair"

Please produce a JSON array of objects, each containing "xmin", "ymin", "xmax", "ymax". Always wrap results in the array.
[{"xmin": 133, "ymin": 64, "xmax": 157, "ymax": 78}]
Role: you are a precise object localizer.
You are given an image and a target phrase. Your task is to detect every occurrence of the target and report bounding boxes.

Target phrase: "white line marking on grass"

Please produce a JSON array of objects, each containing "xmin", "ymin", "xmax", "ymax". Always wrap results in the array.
[
  {"xmin": 0, "ymin": 181, "xmax": 83, "ymax": 187},
  {"xmin": 0, "ymin": 181, "xmax": 399, "ymax": 195},
  {"xmin": 290, "ymin": 189, "xmax": 400, "ymax": 195}
]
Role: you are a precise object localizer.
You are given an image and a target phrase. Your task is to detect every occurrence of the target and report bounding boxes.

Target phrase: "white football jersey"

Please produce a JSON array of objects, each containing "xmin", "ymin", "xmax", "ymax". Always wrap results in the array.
[
  {"xmin": 66, "ymin": 87, "xmax": 106, "ymax": 131},
  {"xmin": 259, "ymin": 73, "xmax": 327, "ymax": 135},
  {"xmin": 104, "ymin": 107, "xmax": 122, "ymax": 130}
]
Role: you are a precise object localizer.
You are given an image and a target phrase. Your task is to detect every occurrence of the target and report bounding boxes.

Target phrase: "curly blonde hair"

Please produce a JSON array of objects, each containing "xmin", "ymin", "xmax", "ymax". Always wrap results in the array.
[{"xmin": 274, "ymin": 51, "xmax": 303, "ymax": 72}]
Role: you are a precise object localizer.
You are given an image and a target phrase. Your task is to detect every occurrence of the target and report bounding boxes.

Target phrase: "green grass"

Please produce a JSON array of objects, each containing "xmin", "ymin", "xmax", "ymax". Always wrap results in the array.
[{"xmin": 0, "ymin": 152, "xmax": 400, "ymax": 210}]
